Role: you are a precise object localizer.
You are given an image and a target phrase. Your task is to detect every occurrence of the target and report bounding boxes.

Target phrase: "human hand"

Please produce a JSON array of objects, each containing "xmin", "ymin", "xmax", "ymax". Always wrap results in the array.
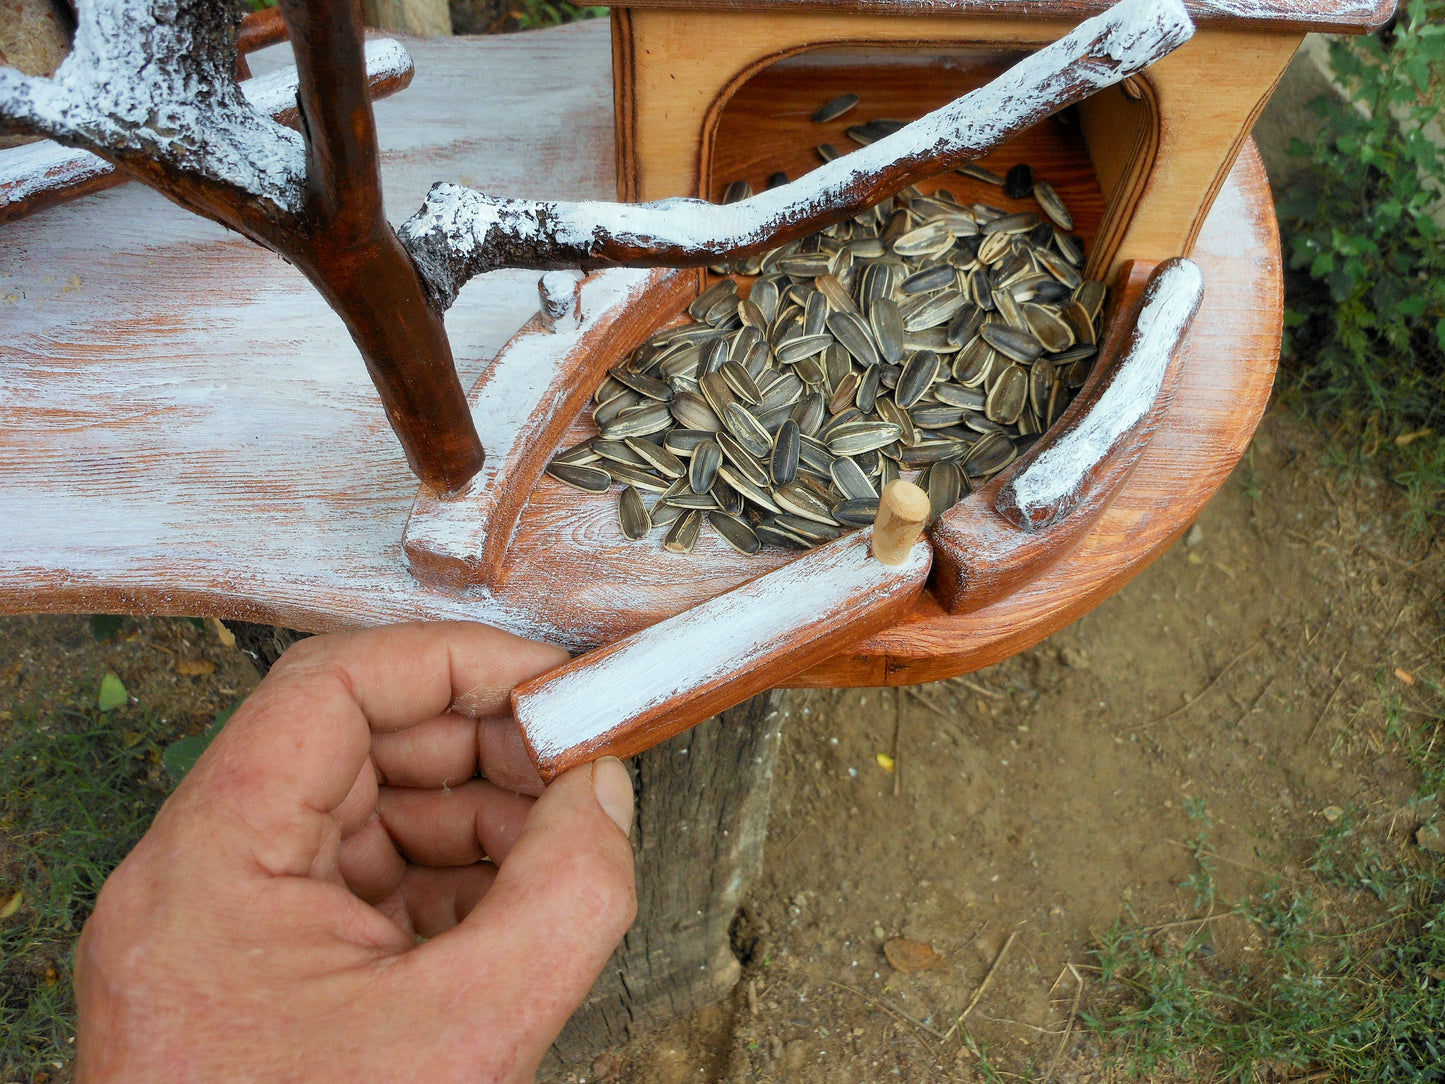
[{"xmin": 75, "ymin": 621, "xmax": 636, "ymax": 1082}]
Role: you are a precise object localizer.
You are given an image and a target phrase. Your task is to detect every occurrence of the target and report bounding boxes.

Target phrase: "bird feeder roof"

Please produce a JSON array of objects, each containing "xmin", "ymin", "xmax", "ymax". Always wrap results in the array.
[{"xmin": 612, "ymin": 0, "xmax": 1393, "ymax": 35}]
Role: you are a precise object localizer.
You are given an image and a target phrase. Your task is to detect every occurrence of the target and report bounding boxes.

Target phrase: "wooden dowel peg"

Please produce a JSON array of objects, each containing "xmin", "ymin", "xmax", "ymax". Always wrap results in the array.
[{"xmin": 871, "ymin": 480, "xmax": 930, "ymax": 566}]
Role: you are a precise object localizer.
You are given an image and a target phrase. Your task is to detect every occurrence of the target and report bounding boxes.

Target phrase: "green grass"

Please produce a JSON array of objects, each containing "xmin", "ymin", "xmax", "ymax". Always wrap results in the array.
[
  {"xmin": 1087, "ymin": 678, "xmax": 1445, "ymax": 1083},
  {"xmin": 0, "ymin": 701, "xmax": 183, "ymax": 1080},
  {"xmin": 1276, "ymin": 0, "xmax": 1445, "ymax": 529}
]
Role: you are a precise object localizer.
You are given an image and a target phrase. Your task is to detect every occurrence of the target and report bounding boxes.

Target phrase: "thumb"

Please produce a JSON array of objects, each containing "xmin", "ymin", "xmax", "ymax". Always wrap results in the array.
[{"xmin": 416, "ymin": 757, "xmax": 636, "ymax": 1069}]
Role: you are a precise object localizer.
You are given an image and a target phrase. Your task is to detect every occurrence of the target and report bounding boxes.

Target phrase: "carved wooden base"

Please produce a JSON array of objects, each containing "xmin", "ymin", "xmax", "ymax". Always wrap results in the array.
[{"xmin": 545, "ymin": 690, "xmax": 783, "ymax": 1072}]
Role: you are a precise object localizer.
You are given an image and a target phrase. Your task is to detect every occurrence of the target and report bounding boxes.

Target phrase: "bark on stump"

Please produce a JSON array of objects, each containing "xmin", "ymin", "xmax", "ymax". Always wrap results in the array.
[{"xmin": 225, "ymin": 622, "xmax": 784, "ymax": 1072}]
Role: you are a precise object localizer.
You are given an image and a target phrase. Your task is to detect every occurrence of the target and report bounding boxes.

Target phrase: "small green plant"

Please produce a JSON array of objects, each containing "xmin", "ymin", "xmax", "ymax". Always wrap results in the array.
[
  {"xmin": 0, "ymin": 705, "xmax": 183, "ymax": 1078},
  {"xmin": 1278, "ymin": 0, "xmax": 1445, "ymax": 523},
  {"xmin": 510, "ymin": 0, "xmax": 608, "ymax": 30},
  {"xmin": 1089, "ymin": 681, "xmax": 1445, "ymax": 1081},
  {"xmin": 162, "ymin": 706, "xmax": 235, "ymax": 783}
]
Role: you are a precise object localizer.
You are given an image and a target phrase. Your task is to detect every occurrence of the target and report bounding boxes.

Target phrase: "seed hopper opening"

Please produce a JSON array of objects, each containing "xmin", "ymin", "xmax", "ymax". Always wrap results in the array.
[{"xmin": 541, "ymin": 48, "xmax": 1154, "ymax": 556}]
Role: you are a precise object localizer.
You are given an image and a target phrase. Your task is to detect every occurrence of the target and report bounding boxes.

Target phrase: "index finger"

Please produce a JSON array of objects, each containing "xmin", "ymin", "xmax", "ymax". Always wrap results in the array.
[{"xmin": 182, "ymin": 621, "xmax": 567, "ymax": 875}]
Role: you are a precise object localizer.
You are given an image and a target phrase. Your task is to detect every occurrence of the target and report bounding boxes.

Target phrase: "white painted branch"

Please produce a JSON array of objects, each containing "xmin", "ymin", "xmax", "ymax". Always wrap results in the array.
[
  {"xmin": 0, "ymin": 0, "xmax": 306, "ymax": 214},
  {"xmin": 0, "ymin": 40, "xmax": 414, "ymax": 221},
  {"xmin": 399, "ymin": 0, "xmax": 1194, "ymax": 310}
]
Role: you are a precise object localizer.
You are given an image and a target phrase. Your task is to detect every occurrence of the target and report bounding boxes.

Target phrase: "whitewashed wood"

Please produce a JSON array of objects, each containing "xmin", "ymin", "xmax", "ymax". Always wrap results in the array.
[
  {"xmin": 0, "ymin": 24, "xmax": 619, "ymax": 643},
  {"xmin": 0, "ymin": 38, "xmax": 416, "ymax": 220},
  {"xmin": 402, "ymin": 266, "xmax": 677, "ymax": 588},
  {"xmin": 512, "ymin": 528, "xmax": 931, "ymax": 776}
]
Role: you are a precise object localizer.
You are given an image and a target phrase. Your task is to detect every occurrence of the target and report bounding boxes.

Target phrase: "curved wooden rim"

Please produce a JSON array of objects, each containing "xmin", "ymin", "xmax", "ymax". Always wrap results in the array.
[{"xmin": 790, "ymin": 138, "xmax": 1281, "ymax": 686}]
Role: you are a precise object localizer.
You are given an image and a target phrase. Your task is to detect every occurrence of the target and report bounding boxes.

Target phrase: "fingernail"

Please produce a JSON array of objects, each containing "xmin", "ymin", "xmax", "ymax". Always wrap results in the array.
[{"xmin": 592, "ymin": 756, "xmax": 634, "ymax": 836}]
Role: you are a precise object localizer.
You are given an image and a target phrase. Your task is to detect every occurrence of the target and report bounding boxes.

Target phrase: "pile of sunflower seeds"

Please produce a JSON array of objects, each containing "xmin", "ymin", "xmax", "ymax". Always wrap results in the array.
[{"xmin": 546, "ymin": 123, "xmax": 1104, "ymax": 556}]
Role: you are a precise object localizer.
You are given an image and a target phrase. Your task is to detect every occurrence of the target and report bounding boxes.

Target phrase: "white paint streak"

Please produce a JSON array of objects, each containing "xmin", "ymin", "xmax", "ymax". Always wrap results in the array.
[
  {"xmin": 1007, "ymin": 259, "xmax": 1204, "ymax": 518},
  {"xmin": 520, "ymin": 532, "xmax": 930, "ymax": 758}
]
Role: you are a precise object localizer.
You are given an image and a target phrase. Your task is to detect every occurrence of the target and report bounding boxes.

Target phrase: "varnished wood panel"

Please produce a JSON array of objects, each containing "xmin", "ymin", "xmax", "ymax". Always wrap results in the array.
[
  {"xmin": 613, "ymin": 0, "xmax": 1392, "ymax": 35},
  {"xmin": 618, "ymin": 9, "xmax": 1302, "ymax": 290}
]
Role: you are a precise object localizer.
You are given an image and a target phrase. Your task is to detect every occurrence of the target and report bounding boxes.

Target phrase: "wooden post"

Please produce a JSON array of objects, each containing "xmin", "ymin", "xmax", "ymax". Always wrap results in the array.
[{"xmin": 544, "ymin": 690, "xmax": 783, "ymax": 1071}]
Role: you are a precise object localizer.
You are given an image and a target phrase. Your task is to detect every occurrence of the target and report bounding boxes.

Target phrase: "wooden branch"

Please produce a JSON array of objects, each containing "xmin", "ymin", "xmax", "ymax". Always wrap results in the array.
[
  {"xmin": 399, "ymin": 0, "xmax": 1194, "ymax": 310},
  {"xmin": 929, "ymin": 258, "xmax": 1205, "ymax": 614},
  {"xmin": 0, "ymin": 40, "xmax": 414, "ymax": 225},
  {"xmin": 511, "ymin": 529, "xmax": 932, "ymax": 780},
  {"xmin": 0, "ymin": 0, "xmax": 484, "ymax": 495},
  {"xmin": 279, "ymin": 0, "xmax": 383, "ymax": 231},
  {"xmin": 0, "ymin": 2, "xmax": 308, "ymax": 226}
]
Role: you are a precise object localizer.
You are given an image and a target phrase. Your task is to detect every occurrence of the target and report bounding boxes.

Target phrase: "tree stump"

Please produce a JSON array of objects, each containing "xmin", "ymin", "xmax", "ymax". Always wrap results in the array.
[{"xmin": 225, "ymin": 622, "xmax": 784, "ymax": 1072}]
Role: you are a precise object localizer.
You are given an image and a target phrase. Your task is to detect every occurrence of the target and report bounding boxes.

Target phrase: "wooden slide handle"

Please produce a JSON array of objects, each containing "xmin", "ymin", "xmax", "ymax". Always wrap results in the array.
[
  {"xmin": 512, "ymin": 528, "xmax": 933, "ymax": 781},
  {"xmin": 930, "ymin": 258, "xmax": 1205, "ymax": 613},
  {"xmin": 871, "ymin": 480, "xmax": 931, "ymax": 566}
]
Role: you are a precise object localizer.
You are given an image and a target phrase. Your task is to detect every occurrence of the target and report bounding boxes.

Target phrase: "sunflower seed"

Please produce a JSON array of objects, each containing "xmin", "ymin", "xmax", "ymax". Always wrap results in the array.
[
  {"xmin": 1074, "ymin": 279, "xmax": 1107, "ymax": 322},
  {"xmin": 855, "ymin": 364, "xmax": 882, "ymax": 413},
  {"xmin": 896, "ymin": 350, "xmax": 941, "ymax": 409},
  {"xmin": 957, "ymin": 162, "xmax": 1006, "ymax": 185},
  {"xmin": 649, "ymin": 500, "xmax": 682, "ymax": 528},
  {"xmin": 774, "ymin": 482, "xmax": 836, "ymax": 525},
  {"xmin": 901, "ymin": 264, "xmax": 957, "ymax": 294},
  {"xmin": 963, "ymin": 429, "xmax": 1016, "ymax": 478},
  {"xmin": 985, "ymin": 363, "xmax": 1028, "ymax": 424},
  {"xmin": 1004, "ymin": 163, "xmax": 1034, "ymax": 199},
  {"xmin": 981, "ymin": 322, "xmax": 1044, "ymax": 364},
  {"xmin": 600, "ymin": 402, "xmax": 673, "ymax": 439},
  {"xmin": 812, "ymin": 93, "xmax": 859, "ymax": 123},
  {"xmin": 619, "ymin": 485, "xmax": 650, "ymax": 539},
  {"xmin": 689, "ymin": 440, "xmax": 723, "ymax": 493},
  {"xmin": 625, "ymin": 438, "xmax": 686, "ymax": 478},
  {"xmin": 775, "ymin": 334, "xmax": 833, "ymax": 364},
  {"xmin": 827, "ymin": 311, "xmax": 881, "ymax": 368},
  {"xmin": 830, "ymin": 455, "xmax": 876, "ymax": 500},
  {"xmin": 546, "ymin": 461, "xmax": 610, "ymax": 492},
  {"xmin": 825, "ymin": 420, "xmax": 902, "ymax": 455},
  {"xmin": 1032, "ymin": 180, "xmax": 1073, "ymax": 231},
  {"xmin": 1023, "ymin": 302, "xmax": 1074, "ymax": 353},
  {"xmin": 723, "ymin": 179, "xmax": 752, "ymax": 204},
  {"xmin": 552, "ymin": 439, "xmax": 600, "ymax": 466},
  {"xmin": 816, "ymin": 143, "xmax": 841, "ymax": 163},
  {"xmin": 924, "ymin": 461, "xmax": 962, "ymax": 519},
  {"xmin": 832, "ymin": 497, "xmax": 880, "ymax": 527},
  {"xmin": 663, "ymin": 510, "xmax": 702, "ymax": 553},
  {"xmin": 770, "ymin": 419, "xmax": 801, "ymax": 485},
  {"xmin": 709, "ymin": 511, "xmax": 760, "ymax": 554},
  {"xmin": 604, "ymin": 461, "xmax": 671, "ymax": 493}
]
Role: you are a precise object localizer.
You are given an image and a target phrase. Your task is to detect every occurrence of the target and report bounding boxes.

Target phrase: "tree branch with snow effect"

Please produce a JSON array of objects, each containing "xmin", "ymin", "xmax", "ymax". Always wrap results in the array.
[
  {"xmin": 0, "ymin": 0, "xmax": 484, "ymax": 496},
  {"xmin": 399, "ymin": 0, "xmax": 1194, "ymax": 312}
]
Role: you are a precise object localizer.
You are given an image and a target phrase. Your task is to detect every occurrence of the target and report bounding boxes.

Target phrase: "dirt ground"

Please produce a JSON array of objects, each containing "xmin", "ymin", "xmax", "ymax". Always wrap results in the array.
[
  {"xmin": 1, "ymin": 411, "xmax": 1439, "ymax": 1082},
  {"xmin": 582, "ymin": 409, "xmax": 1441, "ymax": 1083}
]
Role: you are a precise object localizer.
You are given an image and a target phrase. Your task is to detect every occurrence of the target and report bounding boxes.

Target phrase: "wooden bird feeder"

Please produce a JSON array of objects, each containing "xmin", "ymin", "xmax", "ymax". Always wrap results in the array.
[
  {"xmin": 0, "ymin": 0, "xmax": 1394, "ymax": 1065},
  {"xmin": 0, "ymin": 0, "xmax": 1390, "ymax": 767}
]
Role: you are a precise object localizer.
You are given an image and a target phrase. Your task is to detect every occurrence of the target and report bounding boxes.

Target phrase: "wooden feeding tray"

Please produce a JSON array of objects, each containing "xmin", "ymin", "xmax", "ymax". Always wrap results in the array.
[{"xmin": 0, "ymin": 0, "xmax": 1391, "ymax": 773}]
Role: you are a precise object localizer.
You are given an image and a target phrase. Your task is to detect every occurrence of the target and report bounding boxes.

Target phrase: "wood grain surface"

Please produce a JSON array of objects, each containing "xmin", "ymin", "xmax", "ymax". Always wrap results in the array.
[
  {"xmin": 617, "ymin": 9, "xmax": 1301, "ymax": 293},
  {"xmin": 404, "ymin": 266, "xmax": 692, "ymax": 588},
  {"xmin": 513, "ymin": 530, "xmax": 932, "ymax": 779},
  {"xmin": 611, "ymin": 0, "xmax": 1392, "ymax": 34},
  {"xmin": 0, "ymin": 21, "xmax": 1281, "ymax": 690}
]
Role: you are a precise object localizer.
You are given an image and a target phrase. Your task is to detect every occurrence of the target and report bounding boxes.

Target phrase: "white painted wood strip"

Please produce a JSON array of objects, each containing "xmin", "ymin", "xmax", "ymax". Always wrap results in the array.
[
  {"xmin": 513, "ymin": 530, "xmax": 931, "ymax": 762},
  {"xmin": 999, "ymin": 258, "xmax": 1205, "ymax": 531},
  {"xmin": 402, "ymin": 266, "xmax": 666, "ymax": 586}
]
